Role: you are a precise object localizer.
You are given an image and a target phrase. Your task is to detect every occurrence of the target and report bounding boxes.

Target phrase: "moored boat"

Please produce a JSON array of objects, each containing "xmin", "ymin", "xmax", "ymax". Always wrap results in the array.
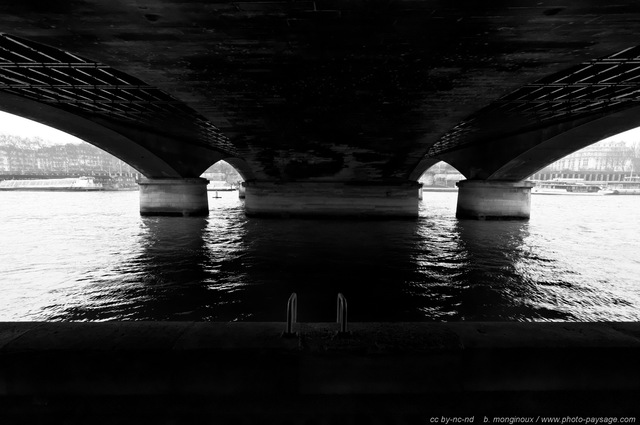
[
  {"xmin": 531, "ymin": 179, "xmax": 609, "ymax": 195},
  {"xmin": 0, "ymin": 176, "xmax": 104, "ymax": 191},
  {"xmin": 603, "ymin": 177, "xmax": 640, "ymax": 195}
]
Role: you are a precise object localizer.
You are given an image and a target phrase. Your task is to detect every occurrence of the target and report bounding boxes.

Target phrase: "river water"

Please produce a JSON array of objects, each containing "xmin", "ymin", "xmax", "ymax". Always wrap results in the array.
[{"xmin": 0, "ymin": 190, "xmax": 638, "ymax": 322}]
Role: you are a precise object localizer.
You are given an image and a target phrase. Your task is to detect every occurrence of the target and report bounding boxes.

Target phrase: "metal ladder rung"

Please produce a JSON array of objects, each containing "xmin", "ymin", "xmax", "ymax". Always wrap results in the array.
[
  {"xmin": 283, "ymin": 292, "xmax": 297, "ymax": 337},
  {"xmin": 337, "ymin": 293, "xmax": 348, "ymax": 334}
]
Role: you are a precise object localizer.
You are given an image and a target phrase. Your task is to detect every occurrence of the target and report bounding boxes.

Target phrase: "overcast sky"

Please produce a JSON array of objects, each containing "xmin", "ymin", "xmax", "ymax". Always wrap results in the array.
[
  {"xmin": 0, "ymin": 111, "xmax": 83, "ymax": 144},
  {"xmin": 0, "ymin": 109, "xmax": 638, "ymax": 147}
]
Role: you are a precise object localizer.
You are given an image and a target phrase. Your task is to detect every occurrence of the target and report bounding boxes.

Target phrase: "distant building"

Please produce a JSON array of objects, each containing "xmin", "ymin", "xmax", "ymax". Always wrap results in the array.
[
  {"xmin": 548, "ymin": 141, "xmax": 634, "ymax": 172},
  {"xmin": 0, "ymin": 137, "xmax": 137, "ymax": 176},
  {"xmin": 0, "ymin": 146, "xmax": 38, "ymax": 174},
  {"xmin": 420, "ymin": 141, "xmax": 640, "ymax": 184},
  {"xmin": 0, "ymin": 149, "xmax": 9, "ymax": 172},
  {"xmin": 531, "ymin": 141, "xmax": 639, "ymax": 182}
]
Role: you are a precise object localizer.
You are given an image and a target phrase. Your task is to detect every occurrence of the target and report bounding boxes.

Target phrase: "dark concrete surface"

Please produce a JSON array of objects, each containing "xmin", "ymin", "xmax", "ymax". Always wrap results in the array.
[
  {"xmin": 1, "ymin": 322, "xmax": 639, "ymax": 424},
  {"xmin": 4, "ymin": 3, "xmax": 640, "ymax": 182}
]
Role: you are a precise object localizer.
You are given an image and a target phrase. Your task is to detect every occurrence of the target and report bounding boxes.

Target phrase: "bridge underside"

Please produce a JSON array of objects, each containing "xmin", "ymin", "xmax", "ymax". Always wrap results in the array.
[{"xmin": 2, "ymin": 2, "xmax": 640, "ymax": 216}]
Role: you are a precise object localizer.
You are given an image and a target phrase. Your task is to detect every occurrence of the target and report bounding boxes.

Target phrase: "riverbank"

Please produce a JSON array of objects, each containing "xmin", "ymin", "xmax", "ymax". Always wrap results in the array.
[
  {"xmin": 422, "ymin": 186, "xmax": 458, "ymax": 192},
  {"xmin": 0, "ymin": 175, "xmax": 139, "ymax": 191},
  {"xmin": 1, "ymin": 321, "xmax": 639, "ymax": 423}
]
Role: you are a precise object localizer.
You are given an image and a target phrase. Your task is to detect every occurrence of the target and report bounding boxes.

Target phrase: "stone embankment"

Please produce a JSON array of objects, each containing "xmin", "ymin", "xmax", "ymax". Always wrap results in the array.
[{"xmin": 1, "ymin": 322, "xmax": 639, "ymax": 423}]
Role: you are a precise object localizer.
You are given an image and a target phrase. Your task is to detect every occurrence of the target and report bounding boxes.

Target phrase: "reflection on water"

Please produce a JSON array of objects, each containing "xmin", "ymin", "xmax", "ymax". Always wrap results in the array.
[
  {"xmin": 451, "ymin": 221, "xmax": 568, "ymax": 321},
  {"xmin": 0, "ymin": 191, "xmax": 639, "ymax": 321}
]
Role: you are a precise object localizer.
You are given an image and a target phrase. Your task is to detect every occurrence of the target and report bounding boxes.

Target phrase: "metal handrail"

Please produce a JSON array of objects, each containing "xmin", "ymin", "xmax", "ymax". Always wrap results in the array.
[
  {"xmin": 284, "ymin": 292, "xmax": 297, "ymax": 336},
  {"xmin": 336, "ymin": 293, "xmax": 348, "ymax": 333}
]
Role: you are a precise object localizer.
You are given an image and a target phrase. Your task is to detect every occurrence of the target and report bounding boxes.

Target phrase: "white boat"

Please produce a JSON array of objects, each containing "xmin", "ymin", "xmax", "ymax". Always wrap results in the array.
[
  {"xmin": 603, "ymin": 177, "xmax": 640, "ymax": 195},
  {"xmin": 0, "ymin": 176, "xmax": 104, "ymax": 191},
  {"xmin": 531, "ymin": 179, "xmax": 609, "ymax": 195}
]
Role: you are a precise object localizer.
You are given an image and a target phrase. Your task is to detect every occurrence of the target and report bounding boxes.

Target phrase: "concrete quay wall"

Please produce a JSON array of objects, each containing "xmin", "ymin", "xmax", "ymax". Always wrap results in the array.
[{"xmin": 1, "ymin": 322, "xmax": 640, "ymax": 422}]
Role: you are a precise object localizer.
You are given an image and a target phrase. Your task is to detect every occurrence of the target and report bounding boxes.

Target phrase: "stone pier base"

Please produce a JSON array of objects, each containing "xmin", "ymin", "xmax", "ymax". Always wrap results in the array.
[
  {"xmin": 243, "ymin": 181, "xmax": 420, "ymax": 218},
  {"xmin": 238, "ymin": 183, "xmax": 246, "ymax": 199},
  {"xmin": 456, "ymin": 179, "xmax": 534, "ymax": 220},
  {"xmin": 139, "ymin": 178, "xmax": 209, "ymax": 217}
]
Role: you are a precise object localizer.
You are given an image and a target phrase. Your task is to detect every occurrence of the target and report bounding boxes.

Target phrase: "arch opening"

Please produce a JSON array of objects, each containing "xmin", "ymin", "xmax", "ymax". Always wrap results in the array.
[
  {"xmin": 417, "ymin": 161, "xmax": 464, "ymax": 190},
  {"xmin": 0, "ymin": 92, "xmax": 182, "ymax": 178},
  {"xmin": 526, "ymin": 130, "xmax": 640, "ymax": 185},
  {"xmin": 199, "ymin": 159, "xmax": 246, "ymax": 191},
  {"xmin": 0, "ymin": 111, "xmax": 143, "ymax": 189}
]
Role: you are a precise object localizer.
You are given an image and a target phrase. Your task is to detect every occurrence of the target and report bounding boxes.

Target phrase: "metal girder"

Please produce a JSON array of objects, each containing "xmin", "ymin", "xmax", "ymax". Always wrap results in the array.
[
  {"xmin": 0, "ymin": 33, "xmax": 237, "ymax": 155},
  {"xmin": 429, "ymin": 47, "xmax": 640, "ymax": 156}
]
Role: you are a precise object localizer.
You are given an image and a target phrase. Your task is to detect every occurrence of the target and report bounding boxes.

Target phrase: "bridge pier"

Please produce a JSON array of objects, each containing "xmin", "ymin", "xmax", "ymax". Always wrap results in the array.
[
  {"xmin": 139, "ymin": 178, "xmax": 209, "ymax": 217},
  {"xmin": 243, "ymin": 181, "xmax": 420, "ymax": 218},
  {"xmin": 455, "ymin": 180, "xmax": 534, "ymax": 220}
]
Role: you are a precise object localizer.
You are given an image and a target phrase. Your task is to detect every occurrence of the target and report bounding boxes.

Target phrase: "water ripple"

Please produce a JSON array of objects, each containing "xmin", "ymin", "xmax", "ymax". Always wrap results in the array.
[{"xmin": 0, "ymin": 190, "xmax": 639, "ymax": 321}]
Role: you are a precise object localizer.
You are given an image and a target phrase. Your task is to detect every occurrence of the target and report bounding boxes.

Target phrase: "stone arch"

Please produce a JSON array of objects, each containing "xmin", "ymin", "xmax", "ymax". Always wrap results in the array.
[
  {"xmin": 0, "ymin": 91, "xmax": 181, "ymax": 177},
  {"xmin": 219, "ymin": 157, "xmax": 256, "ymax": 182},
  {"xmin": 488, "ymin": 105, "xmax": 640, "ymax": 180},
  {"xmin": 408, "ymin": 157, "xmax": 443, "ymax": 182},
  {"xmin": 413, "ymin": 46, "xmax": 640, "ymax": 182},
  {"xmin": 0, "ymin": 33, "xmax": 241, "ymax": 179}
]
